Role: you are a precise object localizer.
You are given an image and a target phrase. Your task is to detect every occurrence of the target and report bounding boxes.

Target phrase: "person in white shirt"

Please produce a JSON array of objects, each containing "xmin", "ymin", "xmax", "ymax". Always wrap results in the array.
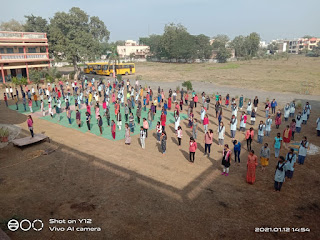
[
  {"xmin": 305, "ymin": 102, "xmax": 311, "ymax": 120},
  {"xmin": 265, "ymin": 116, "xmax": 272, "ymax": 136},
  {"xmin": 6, "ymin": 87, "xmax": 9, "ymax": 98},
  {"xmin": 217, "ymin": 121, "xmax": 225, "ymax": 147},
  {"xmin": 9, "ymin": 87, "xmax": 13, "ymax": 99},
  {"xmin": 257, "ymin": 121, "xmax": 266, "ymax": 144},
  {"xmin": 295, "ymin": 112, "xmax": 303, "ymax": 133},
  {"xmin": 289, "ymin": 101, "xmax": 296, "ymax": 118},
  {"xmin": 176, "ymin": 126, "xmax": 183, "ymax": 148},
  {"xmin": 230, "ymin": 115, "xmax": 237, "ymax": 141},
  {"xmin": 284, "ymin": 103, "xmax": 290, "ymax": 122},
  {"xmin": 140, "ymin": 126, "xmax": 146, "ymax": 149}
]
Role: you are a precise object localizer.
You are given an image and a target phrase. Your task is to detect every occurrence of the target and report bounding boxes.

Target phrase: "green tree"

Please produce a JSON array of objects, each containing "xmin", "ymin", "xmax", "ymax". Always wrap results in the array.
[
  {"xmin": 0, "ymin": 19, "xmax": 24, "ymax": 31},
  {"xmin": 267, "ymin": 42, "xmax": 279, "ymax": 54},
  {"xmin": 302, "ymin": 35, "xmax": 314, "ymax": 39},
  {"xmin": 29, "ymin": 69, "xmax": 42, "ymax": 84},
  {"xmin": 195, "ymin": 34, "xmax": 212, "ymax": 59},
  {"xmin": 212, "ymin": 34, "xmax": 229, "ymax": 49},
  {"xmin": 24, "ymin": 15, "xmax": 48, "ymax": 33},
  {"xmin": 245, "ymin": 32, "xmax": 260, "ymax": 57},
  {"xmin": 48, "ymin": 7, "xmax": 110, "ymax": 79},
  {"xmin": 139, "ymin": 34, "xmax": 163, "ymax": 58},
  {"xmin": 230, "ymin": 35, "xmax": 247, "ymax": 57},
  {"xmin": 216, "ymin": 47, "xmax": 231, "ymax": 63}
]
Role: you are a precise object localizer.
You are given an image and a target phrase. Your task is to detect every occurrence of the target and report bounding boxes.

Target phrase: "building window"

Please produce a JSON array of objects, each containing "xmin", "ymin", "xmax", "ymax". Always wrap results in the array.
[
  {"xmin": 28, "ymin": 48, "xmax": 36, "ymax": 53},
  {"xmin": 19, "ymin": 48, "xmax": 24, "ymax": 53},
  {"xmin": 6, "ymin": 48, "xmax": 14, "ymax": 54},
  {"xmin": 0, "ymin": 48, "xmax": 4, "ymax": 54}
]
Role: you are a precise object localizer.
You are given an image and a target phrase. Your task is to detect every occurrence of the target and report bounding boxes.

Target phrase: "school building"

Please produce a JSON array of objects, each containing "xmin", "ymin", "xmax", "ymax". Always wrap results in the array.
[{"xmin": 0, "ymin": 31, "xmax": 51, "ymax": 84}]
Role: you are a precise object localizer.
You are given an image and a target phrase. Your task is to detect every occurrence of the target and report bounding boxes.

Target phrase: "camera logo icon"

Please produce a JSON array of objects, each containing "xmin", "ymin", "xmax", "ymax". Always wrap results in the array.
[{"xmin": 7, "ymin": 219, "xmax": 44, "ymax": 232}]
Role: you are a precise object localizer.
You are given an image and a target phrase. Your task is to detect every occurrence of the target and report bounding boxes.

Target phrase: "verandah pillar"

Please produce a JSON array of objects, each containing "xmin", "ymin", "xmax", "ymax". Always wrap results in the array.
[
  {"xmin": 1, "ymin": 64, "xmax": 5, "ymax": 84},
  {"xmin": 26, "ymin": 63, "xmax": 30, "ymax": 83}
]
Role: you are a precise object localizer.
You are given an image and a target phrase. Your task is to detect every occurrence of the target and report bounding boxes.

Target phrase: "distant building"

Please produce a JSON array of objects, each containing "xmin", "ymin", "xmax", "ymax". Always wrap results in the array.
[
  {"xmin": 286, "ymin": 39, "xmax": 299, "ymax": 54},
  {"xmin": 259, "ymin": 41, "xmax": 268, "ymax": 48},
  {"xmin": 117, "ymin": 40, "xmax": 150, "ymax": 59},
  {"xmin": 0, "ymin": 31, "xmax": 51, "ymax": 83}
]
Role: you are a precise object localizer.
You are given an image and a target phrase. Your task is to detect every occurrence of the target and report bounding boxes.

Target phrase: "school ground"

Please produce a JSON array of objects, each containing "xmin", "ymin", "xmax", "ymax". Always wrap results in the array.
[{"xmin": 0, "ymin": 83, "xmax": 320, "ymax": 240}]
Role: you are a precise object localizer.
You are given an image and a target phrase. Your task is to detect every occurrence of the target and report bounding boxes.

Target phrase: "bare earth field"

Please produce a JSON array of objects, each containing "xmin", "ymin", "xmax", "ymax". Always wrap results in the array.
[
  {"xmin": 0, "ymin": 89, "xmax": 320, "ymax": 240},
  {"xmin": 135, "ymin": 56, "xmax": 320, "ymax": 95}
]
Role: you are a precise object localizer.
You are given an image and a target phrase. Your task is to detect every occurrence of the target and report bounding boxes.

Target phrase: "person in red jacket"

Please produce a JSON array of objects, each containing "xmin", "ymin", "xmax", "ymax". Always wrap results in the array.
[
  {"xmin": 160, "ymin": 110, "xmax": 166, "ymax": 131},
  {"xmin": 189, "ymin": 137, "xmax": 197, "ymax": 163},
  {"xmin": 283, "ymin": 125, "xmax": 292, "ymax": 149}
]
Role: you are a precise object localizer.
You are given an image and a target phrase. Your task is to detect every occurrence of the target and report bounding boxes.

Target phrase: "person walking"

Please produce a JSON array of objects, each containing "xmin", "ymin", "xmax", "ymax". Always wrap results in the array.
[
  {"xmin": 161, "ymin": 131, "xmax": 167, "ymax": 155},
  {"xmin": 27, "ymin": 115, "xmax": 34, "ymax": 138},
  {"xmin": 246, "ymin": 150, "xmax": 258, "ymax": 184}
]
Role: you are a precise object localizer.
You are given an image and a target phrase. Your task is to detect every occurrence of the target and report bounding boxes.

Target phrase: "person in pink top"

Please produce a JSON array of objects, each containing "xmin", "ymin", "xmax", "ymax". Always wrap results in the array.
[
  {"xmin": 245, "ymin": 127, "xmax": 254, "ymax": 151},
  {"xmin": 27, "ymin": 115, "xmax": 34, "ymax": 138},
  {"xmin": 189, "ymin": 137, "xmax": 198, "ymax": 163},
  {"xmin": 203, "ymin": 114, "xmax": 209, "ymax": 134},
  {"xmin": 143, "ymin": 118, "xmax": 149, "ymax": 138},
  {"xmin": 28, "ymin": 98, "xmax": 33, "ymax": 113},
  {"xmin": 193, "ymin": 95, "xmax": 198, "ymax": 108},
  {"xmin": 95, "ymin": 105, "xmax": 100, "ymax": 121},
  {"xmin": 204, "ymin": 129, "xmax": 213, "ymax": 157}
]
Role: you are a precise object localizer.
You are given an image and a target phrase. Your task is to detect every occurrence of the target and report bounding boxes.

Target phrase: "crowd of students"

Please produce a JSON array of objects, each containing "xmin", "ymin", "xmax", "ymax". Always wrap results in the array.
[{"xmin": 2, "ymin": 76, "xmax": 319, "ymax": 192}]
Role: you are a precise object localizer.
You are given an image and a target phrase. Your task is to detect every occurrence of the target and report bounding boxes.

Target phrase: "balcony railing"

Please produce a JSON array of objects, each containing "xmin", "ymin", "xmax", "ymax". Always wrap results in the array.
[
  {"xmin": 0, "ymin": 31, "xmax": 46, "ymax": 39},
  {"xmin": 0, "ymin": 53, "xmax": 49, "ymax": 61}
]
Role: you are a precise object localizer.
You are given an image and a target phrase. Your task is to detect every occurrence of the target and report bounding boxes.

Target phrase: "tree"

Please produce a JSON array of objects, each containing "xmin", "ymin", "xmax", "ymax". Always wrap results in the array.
[
  {"xmin": 24, "ymin": 15, "xmax": 48, "ymax": 33},
  {"xmin": 195, "ymin": 34, "xmax": 212, "ymax": 59},
  {"xmin": 302, "ymin": 35, "xmax": 314, "ymax": 39},
  {"xmin": 216, "ymin": 47, "xmax": 231, "ymax": 63},
  {"xmin": 267, "ymin": 42, "xmax": 279, "ymax": 54},
  {"xmin": 48, "ymin": 7, "xmax": 110, "ymax": 79},
  {"xmin": 212, "ymin": 34, "xmax": 229, "ymax": 49},
  {"xmin": 0, "ymin": 19, "xmax": 24, "ymax": 31},
  {"xmin": 245, "ymin": 32, "xmax": 260, "ymax": 57},
  {"xmin": 230, "ymin": 35, "xmax": 247, "ymax": 57},
  {"xmin": 139, "ymin": 34, "xmax": 163, "ymax": 58}
]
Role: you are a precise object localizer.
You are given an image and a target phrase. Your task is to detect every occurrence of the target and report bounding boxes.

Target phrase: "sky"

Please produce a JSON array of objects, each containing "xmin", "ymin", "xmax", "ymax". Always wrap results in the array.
[{"xmin": 1, "ymin": 0, "xmax": 319, "ymax": 42}]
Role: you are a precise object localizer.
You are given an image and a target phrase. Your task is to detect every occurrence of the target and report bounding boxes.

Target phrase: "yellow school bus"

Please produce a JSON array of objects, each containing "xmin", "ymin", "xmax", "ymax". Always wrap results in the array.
[
  {"xmin": 114, "ymin": 63, "xmax": 135, "ymax": 75},
  {"xmin": 97, "ymin": 63, "xmax": 110, "ymax": 75},
  {"xmin": 83, "ymin": 63, "xmax": 104, "ymax": 74}
]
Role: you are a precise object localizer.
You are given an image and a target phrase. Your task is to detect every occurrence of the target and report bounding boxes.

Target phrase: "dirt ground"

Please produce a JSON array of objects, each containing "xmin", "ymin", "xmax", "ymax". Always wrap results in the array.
[
  {"xmin": 0, "ymin": 83, "xmax": 319, "ymax": 239},
  {"xmin": 135, "ymin": 56, "xmax": 320, "ymax": 95}
]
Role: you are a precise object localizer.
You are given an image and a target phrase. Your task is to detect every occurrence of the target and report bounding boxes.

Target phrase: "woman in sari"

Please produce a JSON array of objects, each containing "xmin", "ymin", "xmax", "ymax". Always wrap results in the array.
[{"xmin": 247, "ymin": 150, "xmax": 258, "ymax": 184}]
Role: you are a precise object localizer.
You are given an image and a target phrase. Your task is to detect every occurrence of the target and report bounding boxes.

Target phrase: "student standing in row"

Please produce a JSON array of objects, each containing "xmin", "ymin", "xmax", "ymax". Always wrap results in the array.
[
  {"xmin": 86, "ymin": 112, "xmax": 91, "ymax": 131},
  {"xmin": 285, "ymin": 148, "xmax": 296, "ymax": 180},
  {"xmin": 161, "ymin": 131, "xmax": 167, "ymax": 155},
  {"xmin": 233, "ymin": 140, "xmax": 241, "ymax": 165},
  {"xmin": 125, "ymin": 123, "xmax": 131, "ymax": 145},
  {"xmin": 218, "ymin": 122, "xmax": 225, "ymax": 148},
  {"xmin": 282, "ymin": 125, "xmax": 292, "ymax": 149},
  {"xmin": 245, "ymin": 127, "xmax": 254, "ymax": 151},
  {"xmin": 230, "ymin": 115, "xmax": 237, "ymax": 141},
  {"xmin": 111, "ymin": 120, "xmax": 116, "ymax": 139},
  {"xmin": 239, "ymin": 112, "xmax": 247, "ymax": 132},
  {"xmin": 176, "ymin": 126, "xmax": 183, "ymax": 148},
  {"xmin": 265, "ymin": 116, "xmax": 272, "ymax": 137},
  {"xmin": 189, "ymin": 137, "xmax": 197, "ymax": 163},
  {"xmin": 204, "ymin": 129, "xmax": 213, "ymax": 157},
  {"xmin": 221, "ymin": 144, "xmax": 231, "ymax": 176},
  {"xmin": 260, "ymin": 143, "xmax": 270, "ymax": 171},
  {"xmin": 295, "ymin": 112, "xmax": 302, "ymax": 133},
  {"xmin": 257, "ymin": 121, "xmax": 266, "ymax": 144},
  {"xmin": 274, "ymin": 156, "xmax": 287, "ymax": 192},
  {"xmin": 274, "ymin": 133, "xmax": 282, "ymax": 159},
  {"xmin": 140, "ymin": 126, "xmax": 146, "ymax": 149},
  {"xmin": 98, "ymin": 115, "xmax": 103, "ymax": 135},
  {"xmin": 298, "ymin": 136, "xmax": 309, "ymax": 165},
  {"xmin": 246, "ymin": 150, "xmax": 258, "ymax": 184}
]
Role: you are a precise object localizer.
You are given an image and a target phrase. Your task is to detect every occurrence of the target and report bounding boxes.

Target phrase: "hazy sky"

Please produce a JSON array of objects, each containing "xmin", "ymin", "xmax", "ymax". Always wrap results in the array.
[{"xmin": 1, "ymin": 0, "xmax": 319, "ymax": 42}]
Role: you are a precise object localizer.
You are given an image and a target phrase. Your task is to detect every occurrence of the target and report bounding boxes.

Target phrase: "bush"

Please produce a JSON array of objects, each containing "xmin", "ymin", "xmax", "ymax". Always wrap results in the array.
[
  {"xmin": 182, "ymin": 81, "xmax": 193, "ymax": 90},
  {"xmin": 56, "ymin": 71, "xmax": 62, "ymax": 79},
  {"xmin": 29, "ymin": 69, "xmax": 41, "ymax": 84},
  {"xmin": 20, "ymin": 77, "xmax": 28, "ymax": 85},
  {"xmin": 12, "ymin": 77, "xmax": 20, "ymax": 86},
  {"xmin": 176, "ymin": 85, "xmax": 180, "ymax": 92}
]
